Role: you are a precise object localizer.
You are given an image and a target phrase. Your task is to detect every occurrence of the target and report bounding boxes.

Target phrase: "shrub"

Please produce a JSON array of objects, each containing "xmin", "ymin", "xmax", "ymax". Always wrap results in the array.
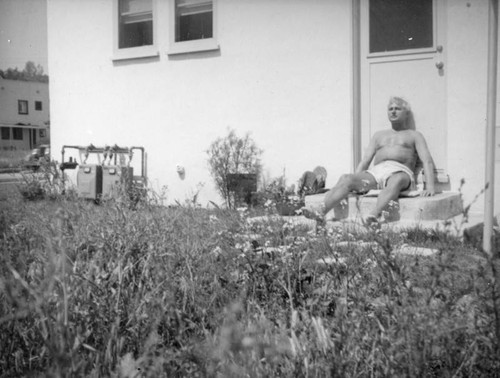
[
  {"xmin": 17, "ymin": 160, "xmax": 65, "ymax": 201},
  {"xmin": 251, "ymin": 175, "xmax": 303, "ymax": 215},
  {"xmin": 207, "ymin": 129, "xmax": 262, "ymax": 208}
]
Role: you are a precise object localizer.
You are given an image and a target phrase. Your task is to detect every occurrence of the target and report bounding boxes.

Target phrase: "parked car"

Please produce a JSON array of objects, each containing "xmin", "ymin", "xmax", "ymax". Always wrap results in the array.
[{"xmin": 23, "ymin": 144, "xmax": 50, "ymax": 170}]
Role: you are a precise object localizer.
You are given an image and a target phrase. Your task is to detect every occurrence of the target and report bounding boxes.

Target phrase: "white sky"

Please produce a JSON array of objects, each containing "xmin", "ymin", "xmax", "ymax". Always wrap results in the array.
[{"xmin": 0, "ymin": 0, "xmax": 48, "ymax": 73}]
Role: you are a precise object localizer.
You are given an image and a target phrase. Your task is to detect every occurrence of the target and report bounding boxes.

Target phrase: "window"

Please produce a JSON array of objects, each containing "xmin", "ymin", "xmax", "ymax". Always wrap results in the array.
[
  {"xmin": 18, "ymin": 100, "xmax": 28, "ymax": 114},
  {"xmin": 369, "ymin": 0, "xmax": 433, "ymax": 53},
  {"xmin": 12, "ymin": 128, "xmax": 23, "ymax": 140},
  {"xmin": 113, "ymin": 0, "xmax": 158, "ymax": 60},
  {"xmin": 1, "ymin": 127, "xmax": 9, "ymax": 140},
  {"xmin": 176, "ymin": 0, "xmax": 213, "ymax": 42},
  {"xmin": 169, "ymin": 0, "xmax": 219, "ymax": 55},
  {"xmin": 35, "ymin": 101, "xmax": 42, "ymax": 111},
  {"xmin": 119, "ymin": 0, "xmax": 153, "ymax": 48}
]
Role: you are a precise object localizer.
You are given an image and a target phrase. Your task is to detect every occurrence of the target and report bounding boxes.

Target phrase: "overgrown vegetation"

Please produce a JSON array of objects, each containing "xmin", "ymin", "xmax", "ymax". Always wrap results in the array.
[
  {"xmin": 15, "ymin": 161, "xmax": 64, "ymax": 201},
  {"xmin": 1, "ymin": 180, "xmax": 499, "ymax": 376}
]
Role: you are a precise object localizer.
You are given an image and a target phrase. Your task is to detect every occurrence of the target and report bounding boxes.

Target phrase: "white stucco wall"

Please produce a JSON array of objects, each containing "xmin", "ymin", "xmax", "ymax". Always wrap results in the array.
[
  {"xmin": 446, "ymin": 0, "xmax": 498, "ymax": 216},
  {"xmin": 47, "ymin": 0, "xmax": 352, "ymax": 205}
]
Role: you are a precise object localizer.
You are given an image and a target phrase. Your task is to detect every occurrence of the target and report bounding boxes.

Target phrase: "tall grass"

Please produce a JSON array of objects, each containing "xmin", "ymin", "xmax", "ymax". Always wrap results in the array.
[{"xmin": 0, "ymin": 191, "xmax": 499, "ymax": 376}]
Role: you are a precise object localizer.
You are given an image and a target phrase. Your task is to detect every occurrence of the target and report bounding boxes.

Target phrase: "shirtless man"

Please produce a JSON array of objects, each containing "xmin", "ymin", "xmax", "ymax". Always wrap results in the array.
[{"xmin": 322, "ymin": 96, "xmax": 436, "ymax": 222}]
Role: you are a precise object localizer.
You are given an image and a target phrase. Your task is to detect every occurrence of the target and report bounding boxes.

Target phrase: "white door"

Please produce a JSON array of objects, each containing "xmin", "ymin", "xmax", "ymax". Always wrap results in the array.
[{"xmin": 360, "ymin": 0, "xmax": 447, "ymax": 171}]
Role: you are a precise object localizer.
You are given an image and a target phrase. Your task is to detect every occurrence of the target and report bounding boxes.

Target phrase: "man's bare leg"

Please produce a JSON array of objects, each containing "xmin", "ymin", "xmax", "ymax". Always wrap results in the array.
[
  {"xmin": 370, "ymin": 172, "xmax": 411, "ymax": 219},
  {"xmin": 324, "ymin": 172, "xmax": 377, "ymax": 215}
]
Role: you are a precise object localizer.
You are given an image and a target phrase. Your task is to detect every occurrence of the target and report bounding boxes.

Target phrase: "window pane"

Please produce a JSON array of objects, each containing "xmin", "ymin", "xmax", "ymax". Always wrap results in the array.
[
  {"xmin": 18, "ymin": 100, "xmax": 28, "ymax": 114},
  {"xmin": 1, "ymin": 127, "xmax": 9, "ymax": 140},
  {"xmin": 119, "ymin": 0, "xmax": 153, "ymax": 48},
  {"xmin": 369, "ymin": 0, "xmax": 433, "ymax": 53},
  {"xmin": 176, "ymin": 0, "xmax": 213, "ymax": 42},
  {"xmin": 13, "ymin": 128, "xmax": 23, "ymax": 140},
  {"xmin": 35, "ymin": 101, "xmax": 42, "ymax": 111}
]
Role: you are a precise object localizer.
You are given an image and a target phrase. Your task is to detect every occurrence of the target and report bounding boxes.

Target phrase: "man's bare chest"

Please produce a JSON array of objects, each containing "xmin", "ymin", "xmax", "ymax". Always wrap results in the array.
[{"xmin": 377, "ymin": 131, "xmax": 415, "ymax": 149}]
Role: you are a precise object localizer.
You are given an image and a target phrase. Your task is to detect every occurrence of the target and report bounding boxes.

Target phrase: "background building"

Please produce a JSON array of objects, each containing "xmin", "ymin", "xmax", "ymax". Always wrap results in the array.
[{"xmin": 0, "ymin": 77, "xmax": 50, "ymax": 151}]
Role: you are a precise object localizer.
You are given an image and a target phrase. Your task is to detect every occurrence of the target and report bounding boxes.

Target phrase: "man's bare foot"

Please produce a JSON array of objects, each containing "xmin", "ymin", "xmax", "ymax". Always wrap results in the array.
[{"xmin": 301, "ymin": 208, "xmax": 325, "ymax": 223}]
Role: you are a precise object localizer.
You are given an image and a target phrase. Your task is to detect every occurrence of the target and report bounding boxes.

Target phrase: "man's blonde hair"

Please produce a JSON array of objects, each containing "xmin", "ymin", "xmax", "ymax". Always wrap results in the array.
[{"xmin": 388, "ymin": 96, "xmax": 411, "ymax": 111}]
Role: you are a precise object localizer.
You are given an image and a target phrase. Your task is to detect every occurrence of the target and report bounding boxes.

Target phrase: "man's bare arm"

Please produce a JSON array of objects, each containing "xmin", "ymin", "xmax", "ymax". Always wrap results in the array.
[
  {"xmin": 355, "ymin": 134, "xmax": 378, "ymax": 173},
  {"xmin": 414, "ymin": 131, "xmax": 436, "ymax": 196}
]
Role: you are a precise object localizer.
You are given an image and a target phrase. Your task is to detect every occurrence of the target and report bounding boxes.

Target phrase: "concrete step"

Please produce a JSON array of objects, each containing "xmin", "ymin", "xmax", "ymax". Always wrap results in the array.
[
  {"xmin": 305, "ymin": 191, "xmax": 463, "ymax": 222},
  {"xmin": 246, "ymin": 205, "xmax": 485, "ymax": 242}
]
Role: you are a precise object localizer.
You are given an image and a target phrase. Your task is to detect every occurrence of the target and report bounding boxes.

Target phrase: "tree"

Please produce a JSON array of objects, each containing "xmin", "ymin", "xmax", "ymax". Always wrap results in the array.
[
  {"xmin": 207, "ymin": 129, "xmax": 263, "ymax": 208},
  {"xmin": 0, "ymin": 61, "xmax": 48, "ymax": 83}
]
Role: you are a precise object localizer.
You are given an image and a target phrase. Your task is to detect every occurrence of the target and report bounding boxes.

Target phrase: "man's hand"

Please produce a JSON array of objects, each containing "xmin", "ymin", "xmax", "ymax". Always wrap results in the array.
[{"xmin": 420, "ymin": 190, "xmax": 435, "ymax": 197}]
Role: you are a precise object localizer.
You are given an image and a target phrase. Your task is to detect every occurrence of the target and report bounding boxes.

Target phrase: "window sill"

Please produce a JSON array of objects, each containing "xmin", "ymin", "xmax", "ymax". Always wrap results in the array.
[
  {"xmin": 112, "ymin": 46, "xmax": 160, "ymax": 61},
  {"xmin": 167, "ymin": 38, "xmax": 219, "ymax": 56}
]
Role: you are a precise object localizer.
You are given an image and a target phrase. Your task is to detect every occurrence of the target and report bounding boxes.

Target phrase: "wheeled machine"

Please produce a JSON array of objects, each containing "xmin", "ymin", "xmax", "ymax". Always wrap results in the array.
[{"xmin": 60, "ymin": 144, "xmax": 147, "ymax": 201}]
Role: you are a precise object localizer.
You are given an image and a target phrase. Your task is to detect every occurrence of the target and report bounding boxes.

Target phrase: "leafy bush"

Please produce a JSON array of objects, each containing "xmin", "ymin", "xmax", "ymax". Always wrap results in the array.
[
  {"xmin": 207, "ymin": 129, "xmax": 262, "ymax": 208},
  {"xmin": 251, "ymin": 175, "xmax": 303, "ymax": 215},
  {"xmin": 17, "ymin": 160, "xmax": 66, "ymax": 201}
]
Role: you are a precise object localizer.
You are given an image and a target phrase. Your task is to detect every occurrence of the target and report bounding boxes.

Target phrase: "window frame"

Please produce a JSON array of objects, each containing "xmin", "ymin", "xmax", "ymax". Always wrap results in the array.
[
  {"xmin": 1, "ymin": 127, "xmax": 10, "ymax": 140},
  {"xmin": 35, "ymin": 101, "xmax": 43, "ymax": 111},
  {"xmin": 12, "ymin": 127, "xmax": 23, "ymax": 141},
  {"xmin": 18, "ymin": 100, "xmax": 28, "ymax": 115},
  {"xmin": 112, "ymin": 0, "xmax": 160, "ymax": 61},
  {"xmin": 168, "ymin": 0, "xmax": 219, "ymax": 55}
]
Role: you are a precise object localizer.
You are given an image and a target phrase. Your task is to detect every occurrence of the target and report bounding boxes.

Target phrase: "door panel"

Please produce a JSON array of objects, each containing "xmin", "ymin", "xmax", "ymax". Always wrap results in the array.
[{"xmin": 361, "ymin": 0, "xmax": 447, "ymax": 170}]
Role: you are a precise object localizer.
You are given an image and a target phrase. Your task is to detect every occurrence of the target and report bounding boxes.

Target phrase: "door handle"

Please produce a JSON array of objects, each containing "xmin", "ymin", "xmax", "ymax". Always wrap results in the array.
[{"xmin": 435, "ymin": 61, "xmax": 444, "ymax": 70}]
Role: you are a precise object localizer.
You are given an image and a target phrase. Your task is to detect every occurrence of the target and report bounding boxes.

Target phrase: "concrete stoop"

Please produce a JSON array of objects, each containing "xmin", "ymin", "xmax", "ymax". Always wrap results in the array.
[
  {"xmin": 247, "ymin": 192, "xmax": 486, "ymax": 240},
  {"xmin": 305, "ymin": 192, "xmax": 464, "ymax": 222}
]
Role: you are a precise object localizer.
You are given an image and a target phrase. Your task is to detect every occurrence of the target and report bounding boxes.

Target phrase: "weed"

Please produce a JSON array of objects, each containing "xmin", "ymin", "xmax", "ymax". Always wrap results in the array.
[{"xmin": 16, "ymin": 160, "xmax": 66, "ymax": 201}]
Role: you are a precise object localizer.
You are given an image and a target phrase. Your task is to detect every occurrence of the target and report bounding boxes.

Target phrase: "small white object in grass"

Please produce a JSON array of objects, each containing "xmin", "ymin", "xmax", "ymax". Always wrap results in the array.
[
  {"xmin": 336, "ymin": 241, "xmax": 379, "ymax": 249},
  {"xmin": 316, "ymin": 256, "xmax": 347, "ymax": 265},
  {"xmin": 394, "ymin": 243, "xmax": 438, "ymax": 256}
]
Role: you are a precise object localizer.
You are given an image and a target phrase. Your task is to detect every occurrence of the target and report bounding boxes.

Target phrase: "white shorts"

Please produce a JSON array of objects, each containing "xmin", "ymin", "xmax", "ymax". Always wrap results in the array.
[{"xmin": 366, "ymin": 160, "xmax": 415, "ymax": 190}]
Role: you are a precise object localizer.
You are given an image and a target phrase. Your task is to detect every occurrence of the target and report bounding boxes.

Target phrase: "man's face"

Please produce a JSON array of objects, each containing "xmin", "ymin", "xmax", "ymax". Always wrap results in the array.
[{"xmin": 387, "ymin": 102, "xmax": 407, "ymax": 123}]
